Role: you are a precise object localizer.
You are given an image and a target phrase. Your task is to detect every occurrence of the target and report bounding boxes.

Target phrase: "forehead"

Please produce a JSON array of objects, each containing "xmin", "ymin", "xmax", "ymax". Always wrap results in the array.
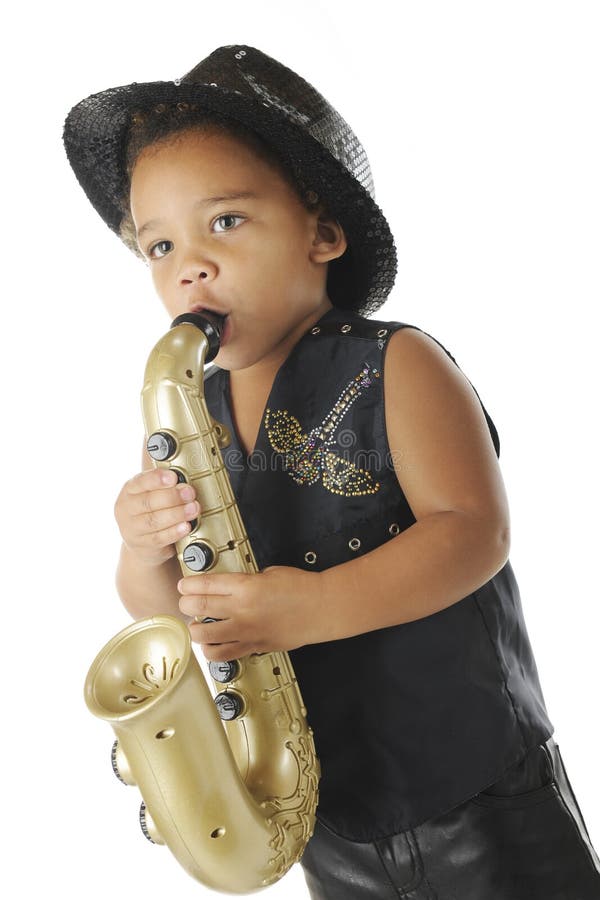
[{"xmin": 130, "ymin": 129, "xmax": 289, "ymax": 201}]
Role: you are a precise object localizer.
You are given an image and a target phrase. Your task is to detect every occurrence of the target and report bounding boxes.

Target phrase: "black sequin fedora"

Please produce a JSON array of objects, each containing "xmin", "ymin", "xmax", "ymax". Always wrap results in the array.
[{"xmin": 63, "ymin": 44, "xmax": 397, "ymax": 317}]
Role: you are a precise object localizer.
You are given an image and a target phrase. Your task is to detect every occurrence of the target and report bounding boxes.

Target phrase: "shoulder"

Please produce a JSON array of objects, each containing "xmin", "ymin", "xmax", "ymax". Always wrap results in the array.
[
  {"xmin": 383, "ymin": 327, "xmax": 488, "ymax": 420},
  {"xmin": 383, "ymin": 326, "xmax": 479, "ymax": 415},
  {"xmin": 384, "ymin": 325, "xmax": 460, "ymax": 376}
]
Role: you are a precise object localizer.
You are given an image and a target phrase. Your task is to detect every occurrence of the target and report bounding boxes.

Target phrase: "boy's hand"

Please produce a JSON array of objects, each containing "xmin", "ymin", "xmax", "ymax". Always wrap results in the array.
[
  {"xmin": 114, "ymin": 468, "xmax": 200, "ymax": 566},
  {"xmin": 178, "ymin": 566, "xmax": 323, "ymax": 660}
]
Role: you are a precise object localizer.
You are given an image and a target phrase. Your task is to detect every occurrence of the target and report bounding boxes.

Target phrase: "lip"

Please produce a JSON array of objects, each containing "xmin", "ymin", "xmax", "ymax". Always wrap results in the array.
[{"xmin": 189, "ymin": 303, "xmax": 228, "ymax": 319}]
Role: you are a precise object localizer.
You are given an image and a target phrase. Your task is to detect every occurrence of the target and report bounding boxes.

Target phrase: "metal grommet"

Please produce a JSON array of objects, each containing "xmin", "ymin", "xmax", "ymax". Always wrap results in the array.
[
  {"xmin": 304, "ymin": 551, "xmax": 317, "ymax": 564},
  {"xmin": 389, "ymin": 523, "xmax": 400, "ymax": 535},
  {"xmin": 341, "ymin": 324, "xmax": 352, "ymax": 333},
  {"xmin": 377, "ymin": 328, "xmax": 388, "ymax": 338},
  {"xmin": 310, "ymin": 326, "xmax": 321, "ymax": 335},
  {"xmin": 348, "ymin": 537, "xmax": 361, "ymax": 551}
]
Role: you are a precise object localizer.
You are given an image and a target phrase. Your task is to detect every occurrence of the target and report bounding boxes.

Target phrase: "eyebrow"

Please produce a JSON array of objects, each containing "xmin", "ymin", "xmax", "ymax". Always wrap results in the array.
[{"xmin": 136, "ymin": 191, "xmax": 261, "ymax": 241}]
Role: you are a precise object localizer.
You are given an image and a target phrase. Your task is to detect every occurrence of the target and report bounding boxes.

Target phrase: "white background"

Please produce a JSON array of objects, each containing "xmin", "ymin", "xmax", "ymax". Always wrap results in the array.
[{"xmin": 2, "ymin": 1, "xmax": 598, "ymax": 896}]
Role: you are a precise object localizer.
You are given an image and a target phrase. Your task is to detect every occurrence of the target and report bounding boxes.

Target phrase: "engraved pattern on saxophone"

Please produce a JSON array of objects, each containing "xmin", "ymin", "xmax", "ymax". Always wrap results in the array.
[
  {"xmin": 122, "ymin": 656, "xmax": 181, "ymax": 705},
  {"xmin": 84, "ymin": 313, "xmax": 320, "ymax": 893}
]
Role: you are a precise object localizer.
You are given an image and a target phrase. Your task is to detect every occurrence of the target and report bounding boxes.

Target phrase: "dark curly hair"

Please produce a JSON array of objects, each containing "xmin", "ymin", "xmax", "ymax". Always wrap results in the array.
[{"xmin": 119, "ymin": 101, "xmax": 327, "ymax": 259}]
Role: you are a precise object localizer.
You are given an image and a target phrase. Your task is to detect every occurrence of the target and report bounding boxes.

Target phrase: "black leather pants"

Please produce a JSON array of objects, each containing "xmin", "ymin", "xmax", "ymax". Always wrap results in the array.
[{"xmin": 300, "ymin": 738, "xmax": 600, "ymax": 899}]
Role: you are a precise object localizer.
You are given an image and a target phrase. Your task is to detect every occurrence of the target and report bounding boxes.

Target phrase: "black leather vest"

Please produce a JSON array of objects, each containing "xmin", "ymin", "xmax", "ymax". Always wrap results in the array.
[{"xmin": 204, "ymin": 306, "xmax": 555, "ymax": 841}]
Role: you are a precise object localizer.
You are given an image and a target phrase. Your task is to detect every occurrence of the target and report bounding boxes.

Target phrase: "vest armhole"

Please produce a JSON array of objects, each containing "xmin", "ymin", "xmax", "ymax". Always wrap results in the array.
[{"xmin": 382, "ymin": 322, "xmax": 501, "ymax": 459}]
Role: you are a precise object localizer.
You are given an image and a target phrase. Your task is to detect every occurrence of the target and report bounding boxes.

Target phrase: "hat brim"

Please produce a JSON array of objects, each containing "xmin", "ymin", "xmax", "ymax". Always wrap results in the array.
[{"xmin": 63, "ymin": 80, "xmax": 396, "ymax": 316}]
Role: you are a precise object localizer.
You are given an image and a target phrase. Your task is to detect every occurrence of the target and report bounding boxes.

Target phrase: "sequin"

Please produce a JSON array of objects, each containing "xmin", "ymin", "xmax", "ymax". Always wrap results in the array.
[{"xmin": 264, "ymin": 363, "xmax": 381, "ymax": 496}]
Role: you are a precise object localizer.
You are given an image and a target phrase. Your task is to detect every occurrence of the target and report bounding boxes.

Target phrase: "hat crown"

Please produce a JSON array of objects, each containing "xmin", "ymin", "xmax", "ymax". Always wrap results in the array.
[{"xmin": 180, "ymin": 45, "xmax": 376, "ymax": 201}]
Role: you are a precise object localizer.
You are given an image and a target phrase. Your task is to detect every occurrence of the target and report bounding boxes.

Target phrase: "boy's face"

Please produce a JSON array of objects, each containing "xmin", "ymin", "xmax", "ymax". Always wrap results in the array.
[{"xmin": 129, "ymin": 128, "xmax": 346, "ymax": 372}]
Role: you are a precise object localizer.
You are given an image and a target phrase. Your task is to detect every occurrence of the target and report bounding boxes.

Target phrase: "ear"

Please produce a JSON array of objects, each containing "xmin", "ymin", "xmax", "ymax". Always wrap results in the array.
[{"xmin": 310, "ymin": 211, "xmax": 348, "ymax": 264}]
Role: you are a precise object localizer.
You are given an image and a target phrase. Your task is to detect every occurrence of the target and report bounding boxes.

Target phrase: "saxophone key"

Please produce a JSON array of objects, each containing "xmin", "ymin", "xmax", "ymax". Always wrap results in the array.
[
  {"xmin": 208, "ymin": 659, "xmax": 241, "ymax": 683},
  {"xmin": 182, "ymin": 540, "xmax": 216, "ymax": 571},
  {"xmin": 139, "ymin": 801, "xmax": 165, "ymax": 845},
  {"xmin": 146, "ymin": 430, "xmax": 177, "ymax": 461},
  {"xmin": 215, "ymin": 690, "xmax": 245, "ymax": 720},
  {"xmin": 171, "ymin": 474, "xmax": 200, "ymax": 530},
  {"xmin": 111, "ymin": 738, "xmax": 136, "ymax": 786}
]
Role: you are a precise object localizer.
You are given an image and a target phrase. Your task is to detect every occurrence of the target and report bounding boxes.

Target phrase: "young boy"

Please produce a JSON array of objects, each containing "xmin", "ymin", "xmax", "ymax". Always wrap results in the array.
[{"xmin": 64, "ymin": 44, "xmax": 600, "ymax": 899}]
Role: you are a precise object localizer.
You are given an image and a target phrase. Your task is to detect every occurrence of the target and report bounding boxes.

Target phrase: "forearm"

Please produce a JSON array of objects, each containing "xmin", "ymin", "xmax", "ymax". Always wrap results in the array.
[
  {"xmin": 116, "ymin": 542, "xmax": 191, "ymax": 624},
  {"xmin": 318, "ymin": 511, "xmax": 509, "ymax": 642}
]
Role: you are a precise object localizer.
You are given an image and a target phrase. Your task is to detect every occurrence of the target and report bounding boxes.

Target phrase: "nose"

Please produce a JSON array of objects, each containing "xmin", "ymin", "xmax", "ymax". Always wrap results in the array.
[
  {"xmin": 177, "ymin": 245, "xmax": 217, "ymax": 286},
  {"xmin": 178, "ymin": 261, "xmax": 215, "ymax": 285}
]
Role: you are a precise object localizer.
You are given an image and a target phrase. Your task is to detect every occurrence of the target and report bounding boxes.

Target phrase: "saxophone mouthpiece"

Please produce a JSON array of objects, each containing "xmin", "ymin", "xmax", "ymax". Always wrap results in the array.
[{"xmin": 170, "ymin": 311, "xmax": 223, "ymax": 363}]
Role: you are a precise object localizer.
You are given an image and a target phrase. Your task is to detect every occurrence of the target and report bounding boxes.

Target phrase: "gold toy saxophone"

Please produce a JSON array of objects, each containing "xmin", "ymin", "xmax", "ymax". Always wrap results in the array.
[{"xmin": 84, "ymin": 311, "xmax": 320, "ymax": 893}]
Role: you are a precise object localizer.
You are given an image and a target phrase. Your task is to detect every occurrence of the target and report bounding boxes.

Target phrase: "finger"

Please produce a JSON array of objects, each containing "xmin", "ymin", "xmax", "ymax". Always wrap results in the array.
[
  {"xmin": 137, "ymin": 518, "xmax": 197, "ymax": 550},
  {"xmin": 179, "ymin": 592, "xmax": 233, "ymax": 621},
  {"xmin": 188, "ymin": 619, "xmax": 239, "ymax": 645},
  {"xmin": 126, "ymin": 499, "xmax": 198, "ymax": 540},
  {"xmin": 123, "ymin": 501, "xmax": 200, "ymax": 550},
  {"xmin": 127, "ymin": 481, "xmax": 197, "ymax": 517},
  {"xmin": 126, "ymin": 467, "xmax": 179, "ymax": 494},
  {"xmin": 200, "ymin": 642, "xmax": 251, "ymax": 663},
  {"xmin": 177, "ymin": 573, "xmax": 242, "ymax": 596}
]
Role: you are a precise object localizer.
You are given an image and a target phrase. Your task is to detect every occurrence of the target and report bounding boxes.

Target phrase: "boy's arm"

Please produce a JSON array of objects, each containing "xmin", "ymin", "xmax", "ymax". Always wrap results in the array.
[
  {"xmin": 318, "ymin": 326, "xmax": 511, "ymax": 637},
  {"xmin": 116, "ymin": 543, "xmax": 187, "ymax": 622}
]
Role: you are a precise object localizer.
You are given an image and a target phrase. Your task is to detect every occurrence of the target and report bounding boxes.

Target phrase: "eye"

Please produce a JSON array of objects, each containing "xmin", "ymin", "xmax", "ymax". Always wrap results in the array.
[
  {"xmin": 147, "ymin": 240, "xmax": 173, "ymax": 260},
  {"xmin": 212, "ymin": 214, "xmax": 245, "ymax": 233}
]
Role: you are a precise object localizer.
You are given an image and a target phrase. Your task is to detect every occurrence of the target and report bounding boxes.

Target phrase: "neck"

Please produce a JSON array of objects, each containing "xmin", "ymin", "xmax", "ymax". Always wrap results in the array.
[{"xmin": 231, "ymin": 299, "xmax": 334, "ymax": 388}]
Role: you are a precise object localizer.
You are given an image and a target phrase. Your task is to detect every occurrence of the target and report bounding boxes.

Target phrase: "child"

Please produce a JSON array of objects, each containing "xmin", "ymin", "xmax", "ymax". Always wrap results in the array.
[{"xmin": 64, "ymin": 45, "xmax": 600, "ymax": 899}]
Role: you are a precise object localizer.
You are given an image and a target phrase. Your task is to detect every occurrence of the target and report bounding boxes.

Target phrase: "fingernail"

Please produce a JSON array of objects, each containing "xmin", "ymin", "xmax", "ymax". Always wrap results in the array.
[
  {"xmin": 184, "ymin": 501, "xmax": 198, "ymax": 517},
  {"xmin": 176, "ymin": 521, "xmax": 190, "ymax": 536},
  {"xmin": 177, "ymin": 484, "xmax": 194, "ymax": 501},
  {"xmin": 160, "ymin": 469, "xmax": 177, "ymax": 485}
]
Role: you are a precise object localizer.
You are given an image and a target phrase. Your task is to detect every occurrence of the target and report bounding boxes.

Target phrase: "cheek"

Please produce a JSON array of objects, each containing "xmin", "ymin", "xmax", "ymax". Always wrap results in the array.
[{"xmin": 150, "ymin": 268, "xmax": 177, "ymax": 315}]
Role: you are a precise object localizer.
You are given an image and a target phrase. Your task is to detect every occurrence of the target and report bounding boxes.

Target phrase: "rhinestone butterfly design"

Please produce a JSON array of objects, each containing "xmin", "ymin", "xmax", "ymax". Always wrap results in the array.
[{"xmin": 264, "ymin": 362, "xmax": 381, "ymax": 496}]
